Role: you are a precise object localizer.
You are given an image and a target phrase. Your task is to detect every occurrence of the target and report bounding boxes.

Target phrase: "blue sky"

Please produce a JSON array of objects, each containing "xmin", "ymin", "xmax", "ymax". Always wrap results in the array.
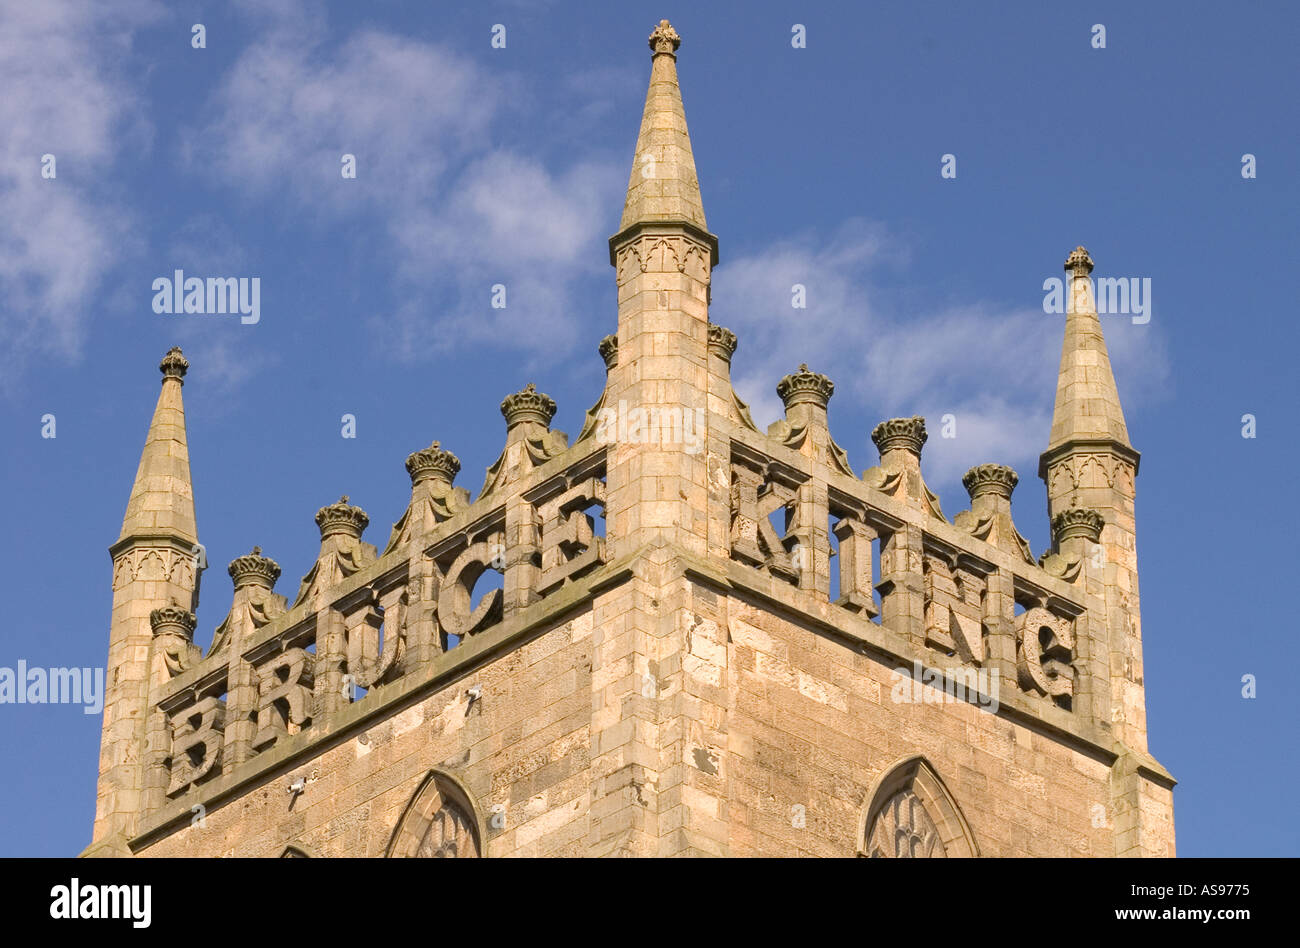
[{"xmin": 1, "ymin": 0, "xmax": 1295, "ymax": 856}]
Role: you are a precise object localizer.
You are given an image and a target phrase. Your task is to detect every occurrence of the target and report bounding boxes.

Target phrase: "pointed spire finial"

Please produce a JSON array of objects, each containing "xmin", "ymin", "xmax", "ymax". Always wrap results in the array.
[
  {"xmin": 1041, "ymin": 245, "xmax": 1136, "ymax": 467},
  {"xmin": 613, "ymin": 18, "xmax": 713, "ymax": 252},
  {"xmin": 118, "ymin": 348, "xmax": 198, "ymax": 544}
]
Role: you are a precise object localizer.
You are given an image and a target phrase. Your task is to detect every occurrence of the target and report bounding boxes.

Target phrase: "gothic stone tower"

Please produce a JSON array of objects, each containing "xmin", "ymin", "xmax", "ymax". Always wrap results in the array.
[{"xmin": 85, "ymin": 21, "xmax": 1174, "ymax": 858}]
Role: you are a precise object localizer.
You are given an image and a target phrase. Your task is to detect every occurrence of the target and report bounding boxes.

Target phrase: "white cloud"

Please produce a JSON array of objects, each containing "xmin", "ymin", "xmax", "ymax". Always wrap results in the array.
[
  {"xmin": 711, "ymin": 224, "xmax": 1169, "ymax": 487},
  {"xmin": 0, "ymin": 0, "xmax": 161, "ymax": 383},
  {"xmin": 186, "ymin": 18, "xmax": 624, "ymax": 363}
]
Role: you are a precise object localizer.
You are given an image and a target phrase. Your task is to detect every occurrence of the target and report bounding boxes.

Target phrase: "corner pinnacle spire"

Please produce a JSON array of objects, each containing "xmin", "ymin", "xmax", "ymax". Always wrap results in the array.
[
  {"xmin": 1043, "ymin": 246, "xmax": 1134, "ymax": 456},
  {"xmin": 118, "ymin": 346, "xmax": 198, "ymax": 544},
  {"xmin": 617, "ymin": 19, "xmax": 710, "ymax": 239}
]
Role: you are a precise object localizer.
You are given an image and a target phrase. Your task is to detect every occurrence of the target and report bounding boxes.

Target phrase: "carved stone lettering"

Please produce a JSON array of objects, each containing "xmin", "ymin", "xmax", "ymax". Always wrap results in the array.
[
  {"xmin": 1016, "ymin": 606, "xmax": 1075, "ymax": 700},
  {"xmin": 536, "ymin": 478, "xmax": 607, "ymax": 593},
  {"xmin": 167, "ymin": 697, "xmax": 225, "ymax": 796},
  {"xmin": 437, "ymin": 535, "xmax": 505, "ymax": 640},
  {"xmin": 253, "ymin": 648, "xmax": 315, "ymax": 751}
]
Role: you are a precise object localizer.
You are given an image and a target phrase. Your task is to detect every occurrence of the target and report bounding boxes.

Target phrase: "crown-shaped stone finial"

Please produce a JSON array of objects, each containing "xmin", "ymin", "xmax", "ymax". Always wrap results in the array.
[
  {"xmin": 962, "ymin": 463, "xmax": 1019, "ymax": 501},
  {"xmin": 228, "ymin": 547, "xmax": 281, "ymax": 589},
  {"xmin": 707, "ymin": 324, "xmax": 738, "ymax": 363},
  {"xmin": 159, "ymin": 346, "xmax": 189, "ymax": 382},
  {"xmin": 149, "ymin": 599, "xmax": 197, "ymax": 638},
  {"xmin": 315, "ymin": 495, "xmax": 369, "ymax": 539},
  {"xmin": 871, "ymin": 416, "xmax": 928, "ymax": 457},
  {"xmin": 649, "ymin": 19, "xmax": 681, "ymax": 56},
  {"xmin": 501, "ymin": 382, "xmax": 557, "ymax": 429},
  {"xmin": 776, "ymin": 363, "xmax": 834, "ymax": 410},
  {"xmin": 405, "ymin": 440, "xmax": 462, "ymax": 485},
  {"xmin": 598, "ymin": 335, "xmax": 619, "ymax": 372},
  {"xmin": 1064, "ymin": 245, "xmax": 1094, "ymax": 278},
  {"xmin": 1051, "ymin": 507, "xmax": 1105, "ymax": 545}
]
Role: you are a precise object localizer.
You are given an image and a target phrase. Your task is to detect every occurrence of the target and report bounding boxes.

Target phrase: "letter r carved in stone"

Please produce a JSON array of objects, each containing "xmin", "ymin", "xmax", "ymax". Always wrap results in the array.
[{"xmin": 253, "ymin": 648, "xmax": 315, "ymax": 751}]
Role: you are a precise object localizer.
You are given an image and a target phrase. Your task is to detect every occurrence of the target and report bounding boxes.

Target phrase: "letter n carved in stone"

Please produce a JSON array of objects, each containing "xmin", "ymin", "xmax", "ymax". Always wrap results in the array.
[{"xmin": 924, "ymin": 556, "xmax": 985, "ymax": 663}]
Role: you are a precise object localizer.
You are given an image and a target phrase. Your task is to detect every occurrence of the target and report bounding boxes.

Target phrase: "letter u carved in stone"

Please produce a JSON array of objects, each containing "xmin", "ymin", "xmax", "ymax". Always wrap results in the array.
[{"xmin": 345, "ymin": 587, "xmax": 403, "ymax": 690}]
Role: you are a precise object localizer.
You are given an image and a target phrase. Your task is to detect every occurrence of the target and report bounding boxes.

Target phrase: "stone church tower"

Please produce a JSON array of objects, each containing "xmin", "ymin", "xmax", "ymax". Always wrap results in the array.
[{"xmin": 84, "ymin": 21, "xmax": 1174, "ymax": 858}]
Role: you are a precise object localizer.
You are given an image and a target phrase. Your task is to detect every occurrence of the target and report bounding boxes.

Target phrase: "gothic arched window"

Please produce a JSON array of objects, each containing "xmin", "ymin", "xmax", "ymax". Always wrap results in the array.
[
  {"xmin": 859, "ymin": 756, "xmax": 978, "ymax": 858},
  {"xmin": 386, "ymin": 769, "xmax": 484, "ymax": 858}
]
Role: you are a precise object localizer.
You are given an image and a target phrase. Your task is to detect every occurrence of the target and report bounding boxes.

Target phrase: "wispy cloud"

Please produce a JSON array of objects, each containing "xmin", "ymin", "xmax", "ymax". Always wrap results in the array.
[
  {"xmin": 711, "ymin": 223, "xmax": 1169, "ymax": 485},
  {"xmin": 0, "ymin": 0, "xmax": 162, "ymax": 385},
  {"xmin": 185, "ymin": 13, "xmax": 624, "ymax": 364}
]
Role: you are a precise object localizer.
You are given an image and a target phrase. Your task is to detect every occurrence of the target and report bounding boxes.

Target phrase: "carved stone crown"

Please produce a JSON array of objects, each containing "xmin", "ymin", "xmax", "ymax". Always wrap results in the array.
[
  {"xmin": 598, "ymin": 335, "xmax": 618, "ymax": 372},
  {"xmin": 501, "ymin": 383, "xmax": 557, "ymax": 429},
  {"xmin": 405, "ymin": 440, "xmax": 461, "ymax": 485},
  {"xmin": 150, "ymin": 601, "xmax": 196, "ymax": 638},
  {"xmin": 962, "ymin": 463, "xmax": 1019, "ymax": 500},
  {"xmin": 228, "ymin": 546, "xmax": 281, "ymax": 589},
  {"xmin": 649, "ymin": 19, "xmax": 681, "ymax": 56},
  {"xmin": 315, "ymin": 495, "xmax": 369, "ymax": 539},
  {"xmin": 1051, "ymin": 507, "xmax": 1105, "ymax": 544},
  {"xmin": 776, "ymin": 363, "xmax": 834, "ymax": 410},
  {"xmin": 707, "ymin": 324, "xmax": 738, "ymax": 363},
  {"xmin": 1064, "ymin": 245, "xmax": 1094, "ymax": 278},
  {"xmin": 872, "ymin": 416, "xmax": 927, "ymax": 457},
  {"xmin": 160, "ymin": 346, "xmax": 188, "ymax": 381}
]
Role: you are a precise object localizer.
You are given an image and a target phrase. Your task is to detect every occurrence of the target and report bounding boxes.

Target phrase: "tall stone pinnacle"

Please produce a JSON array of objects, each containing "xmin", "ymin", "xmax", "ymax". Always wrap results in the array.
[
  {"xmin": 617, "ymin": 19, "xmax": 709, "ymax": 236},
  {"xmin": 1043, "ymin": 247, "xmax": 1133, "ymax": 455},
  {"xmin": 118, "ymin": 346, "xmax": 198, "ymax": 544}
]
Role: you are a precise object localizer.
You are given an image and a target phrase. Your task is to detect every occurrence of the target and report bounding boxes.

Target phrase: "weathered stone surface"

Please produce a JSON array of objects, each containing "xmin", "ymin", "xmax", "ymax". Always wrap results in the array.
[{"xmin": 87, "ymin": 21, "xmax": 1173, "ymax": 860}]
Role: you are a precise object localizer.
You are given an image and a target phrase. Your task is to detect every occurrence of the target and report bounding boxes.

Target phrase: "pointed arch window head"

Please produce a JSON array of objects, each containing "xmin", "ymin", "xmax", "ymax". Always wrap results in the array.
[
  {"xmin": 386, "ymin": 769, "xmax": 484, "ymax": 858},
  {"xmin": 859, "ymin": 756, "xmax": 978, "ymax": 858}
]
